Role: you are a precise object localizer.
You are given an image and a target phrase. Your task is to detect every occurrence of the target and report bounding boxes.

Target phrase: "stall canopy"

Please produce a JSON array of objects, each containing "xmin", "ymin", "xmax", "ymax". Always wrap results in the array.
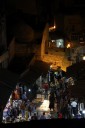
[
  {"xmin": 19, "ymin": 60, "xmax": 50, "ymax": 85},
  {"xmin": 0, "ymin": 69, "xmax": 19, "ymax": 109}
]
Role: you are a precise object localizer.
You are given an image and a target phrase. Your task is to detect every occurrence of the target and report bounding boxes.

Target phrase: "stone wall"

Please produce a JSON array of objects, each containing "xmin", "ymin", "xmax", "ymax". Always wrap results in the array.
[
  {"xmin": 42, "ymin": 50, "xmax": 72, "ymax": 71},
  {"xmin": 41, "ymin": 23, "xmax": 49, "ymax": 59}
]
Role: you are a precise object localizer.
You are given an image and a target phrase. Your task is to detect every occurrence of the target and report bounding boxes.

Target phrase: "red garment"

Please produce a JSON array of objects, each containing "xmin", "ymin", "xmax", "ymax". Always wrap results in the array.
[
  {"xmin": 42, "ymin": 83, "xmax": 49, "ymax": 90},
  {"xmin": 14, "ymin": 90, "xmax": 20, "ymax": 100},
  {"xmin": 58, "ymin": 113, "xmax": 63, "ymax": 118}
]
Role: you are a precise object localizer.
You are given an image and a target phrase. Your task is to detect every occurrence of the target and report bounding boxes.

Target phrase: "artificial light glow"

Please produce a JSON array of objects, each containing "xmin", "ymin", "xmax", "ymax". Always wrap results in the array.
[
  {"xmin": 37, "ymin": 100, "xmax": 49, "ymax": 111},
  {"xmin": 82, "ymin": 110, "xmax": 85, "ymax": 114},
  {"xmin": 83, "ymin": 56, "xmax": 85, "ymax": 60},
  {"xmin": 72, "ymin": 114, "xmax": 74, "ymax": 117},
  {"xmin": 59, "ymin": 42, "xmax": 61, "ymax": 46},
  {"xmin": 66, "ymin": 43, "xmax": 71, "ymax": 48},
  {"xmin": 50, "ymin": 65, "xmax": 52, "ymax": 69},
  {"xmin": 54, "ymin": 25, "xmax": 56, "ymax": 28},
  {"xmin": 49, "ymin": 25, "xmax": 56, "ymax": 31},
  {"xmin": 28, "ymin": 89, "xmax": 31, "ymax": 92},
  {"xmin": 56, "ymin": 39, "xmax": 64, "ymax": 48},
  {"xmin": 52, "ymin": 40, "xmax": 55, "ymax": 42}
]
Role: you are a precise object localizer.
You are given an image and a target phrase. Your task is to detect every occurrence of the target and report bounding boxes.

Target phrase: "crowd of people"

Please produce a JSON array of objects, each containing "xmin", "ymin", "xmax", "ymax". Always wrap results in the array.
[
  {"xmin": 45, "ymin": 67, "xmax": 85, "ymax": 119},
  {"xmin": 2, "ymin": 82, "xmax": 55, "ymax": 123},
  {"xmin": 3, "ymin": 83, "xmax": 38, "ymax": 123},
  {"xmin": 2, "ymin": 67, "xmax": 85, "ymax": 123}
]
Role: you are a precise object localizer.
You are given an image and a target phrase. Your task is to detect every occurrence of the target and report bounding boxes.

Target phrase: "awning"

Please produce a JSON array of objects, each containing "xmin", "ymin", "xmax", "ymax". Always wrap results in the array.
[
  {"xmin": 19, "ymin": 60, "xmax": 50, "ymax": 85},
  {"xmin": 0, "ymin": 69, "xmax": 19, "ymax": 109}
]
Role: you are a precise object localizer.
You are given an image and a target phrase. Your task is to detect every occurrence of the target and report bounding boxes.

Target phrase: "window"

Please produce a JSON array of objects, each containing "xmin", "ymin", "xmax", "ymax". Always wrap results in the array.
[{"xmin": 55, "ymin": 39, "xmax": 64, "ymax": 48}]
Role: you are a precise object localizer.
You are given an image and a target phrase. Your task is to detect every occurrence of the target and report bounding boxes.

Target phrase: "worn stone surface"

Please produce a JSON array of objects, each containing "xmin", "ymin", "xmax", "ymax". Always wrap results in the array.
[{"xmin": 42, "ymin": 50, "xmax": 71, "ymax": 71}]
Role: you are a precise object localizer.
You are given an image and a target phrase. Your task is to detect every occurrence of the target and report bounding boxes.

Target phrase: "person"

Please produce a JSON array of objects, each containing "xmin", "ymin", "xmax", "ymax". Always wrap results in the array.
[
  {"xmin": 58, "ymin": 112, "xmax": 63, "ymax": 119},
  {"xmin": 25, "ymin": 107, "xmax": 29, "ymax": 121},
  {"xmin": 20, "ymin": 100, "xmax": 25, "ymax": 118},
  {"xmin": 22, "ymin": 92, "xmax": 27, "ymax": 101},
  {"xmin": 49, "ymin": 93, "xmax": 55, "ymax": 111},
  {"xmin": 71, "ymin": 99, "xmax": 78, "ymax": 116},
  {"xmin": 44, "ymin": 83, "xmax": 49, "ymax": 99},
  {"xmin": 40, "ymin": 112, "xmax": 46, "ymax": 120},
  {"xmin": 54, "ymin": 112, "xmax": 58, "ymax": 119},
  {"xmin": 31, "ymin": 113, "xmax": 38, "ymax": 120}
]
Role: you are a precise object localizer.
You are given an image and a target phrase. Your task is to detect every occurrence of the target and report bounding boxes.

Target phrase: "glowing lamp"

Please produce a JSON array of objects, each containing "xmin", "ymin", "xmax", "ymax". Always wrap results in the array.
[{"xmin": 66, "ymin": 43, "xmax": 71, "ymax": 48}]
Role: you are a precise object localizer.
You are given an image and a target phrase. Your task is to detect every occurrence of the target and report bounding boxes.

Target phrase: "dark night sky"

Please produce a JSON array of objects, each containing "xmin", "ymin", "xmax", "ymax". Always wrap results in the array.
[
  {"xmin": 6, "ymin": 0, "xmax": 38, "ymax": 15},
  {"xmin": 5, "ymin": 0, "xmax": 57, "ymax": 43},
  {"xmin": 5, "ymin": 0, "xmax": 61, "ymax": 19},
  {"xmin": 5, "ymin": 0, "xmax": 57, "ymax": 27},
  {"xmin": 6, "ymin": 0, "xmax": 51, "ymax": 14},
  {"xmin": 4, "ymin": 0, "xmax": 85, "ymax": 40},
  {"xmin": 1, "ymin": 0, "xmax": 85, "ymax": 17}
]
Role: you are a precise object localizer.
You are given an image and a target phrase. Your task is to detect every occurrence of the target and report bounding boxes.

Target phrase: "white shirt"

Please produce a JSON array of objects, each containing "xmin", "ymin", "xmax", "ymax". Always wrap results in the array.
[{"xmin": 71, "ymin": 101, "xmax": 77, "ymax": 107}]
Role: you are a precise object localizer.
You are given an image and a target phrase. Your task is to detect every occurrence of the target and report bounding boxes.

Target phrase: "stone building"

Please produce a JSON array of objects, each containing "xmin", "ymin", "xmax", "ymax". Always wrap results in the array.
[
  {"xmin": 64, "ymin": 14, "xmax": 85, "ymax": 64},
  {"xmin": 1, "ymin": 0, "xmax": 85, "ymax": 72}
]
